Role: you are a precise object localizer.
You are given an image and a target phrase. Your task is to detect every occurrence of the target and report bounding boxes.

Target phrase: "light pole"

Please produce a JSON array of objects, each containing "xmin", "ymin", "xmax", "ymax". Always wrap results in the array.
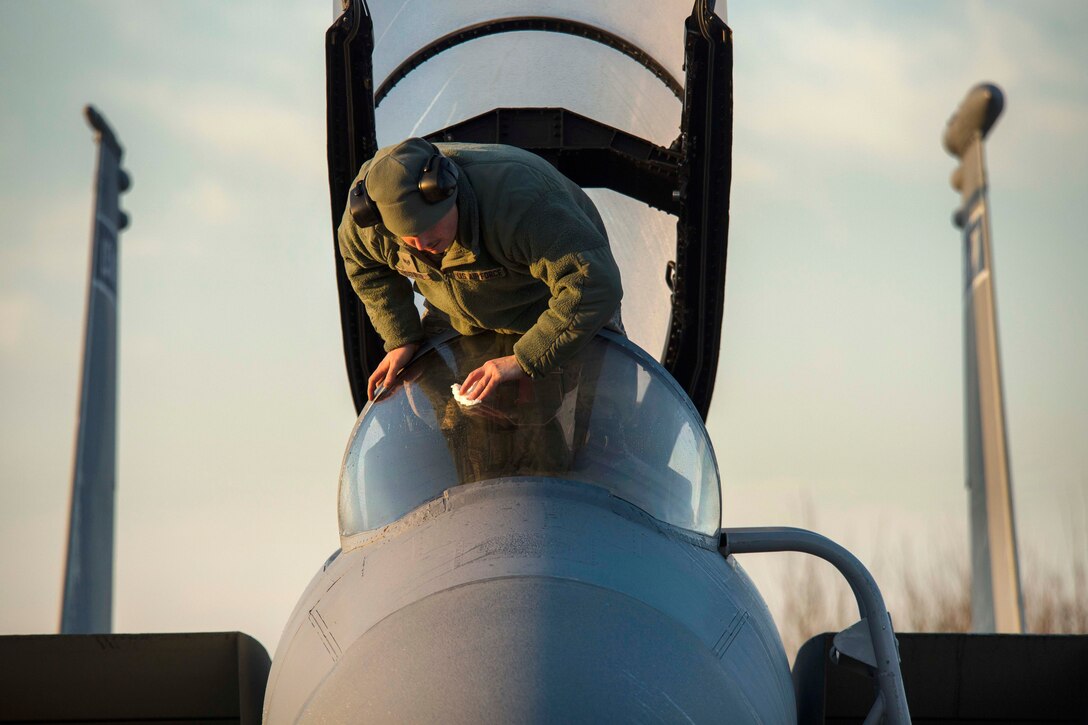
[
  {"xmin": 943, "ymin": 83, "xmax": 1024, "ymax": 634},
  {"xmin": 60, "ymin": 106, "xmax": 132, "ymax": 634}
]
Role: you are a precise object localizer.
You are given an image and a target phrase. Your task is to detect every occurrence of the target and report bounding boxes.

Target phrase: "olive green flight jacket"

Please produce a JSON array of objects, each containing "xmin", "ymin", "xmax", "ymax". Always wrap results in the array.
[{"xmin": 337, "ymin": 143, "xmax": 623, "ymax": 377}]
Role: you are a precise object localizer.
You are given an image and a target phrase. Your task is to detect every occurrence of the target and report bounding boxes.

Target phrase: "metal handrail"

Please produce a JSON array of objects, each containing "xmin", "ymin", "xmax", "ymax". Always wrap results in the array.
[{"xmin": 720, "ymin": 527, "xmax": 911, "ymax": 725}]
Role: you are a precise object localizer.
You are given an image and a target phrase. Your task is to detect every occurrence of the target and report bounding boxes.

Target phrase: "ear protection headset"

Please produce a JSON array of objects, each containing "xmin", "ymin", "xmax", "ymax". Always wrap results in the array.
[{"xmin": 349, "ymin": 144, "xmax": 459, "ymax": 229}]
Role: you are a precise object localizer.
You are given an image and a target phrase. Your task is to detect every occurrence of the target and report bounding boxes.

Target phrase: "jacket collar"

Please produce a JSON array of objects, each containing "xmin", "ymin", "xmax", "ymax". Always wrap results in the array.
[
  {"xmin": 392, "ymin": 170, "xmax": 479, "ymax": 271},
  {"xmin": 439, "ymin": 171, "xmax": 479, "ymax": 269}
]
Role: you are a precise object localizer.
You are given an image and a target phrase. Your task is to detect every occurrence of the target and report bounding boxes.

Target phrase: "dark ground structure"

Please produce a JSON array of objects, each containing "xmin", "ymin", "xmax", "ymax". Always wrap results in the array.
[
  {"xmin": 795, "ymin": 632, "xmax": 1088, "ymax": 724},
  {"xmin": 0, "ymin": 632, "xmax": 270, "ymax": 724}
]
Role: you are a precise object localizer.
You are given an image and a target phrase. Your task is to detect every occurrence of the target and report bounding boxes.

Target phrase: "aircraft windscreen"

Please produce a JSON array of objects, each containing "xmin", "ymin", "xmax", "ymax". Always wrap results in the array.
[
  {"xmin": 338, "ymin": 333, "xmax": 721, "ymax": 538},
  {"xmin": 368, "ymin": 2, "xmax": 689, "ymax": 85},
  {"xmin": 366, "ymin": 0, "xmax": 692, "ymax": 357}
]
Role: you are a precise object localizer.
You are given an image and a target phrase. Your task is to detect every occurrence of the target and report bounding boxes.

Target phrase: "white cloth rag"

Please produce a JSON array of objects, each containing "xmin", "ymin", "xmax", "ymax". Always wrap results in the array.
[{"xmin": 451, "ymin": 383, "xmax": 482, "ymax": 407}]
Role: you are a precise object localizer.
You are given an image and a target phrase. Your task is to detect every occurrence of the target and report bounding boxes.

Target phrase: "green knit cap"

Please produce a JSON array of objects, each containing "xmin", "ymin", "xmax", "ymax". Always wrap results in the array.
[{"xmin": 365, "ymin": 138, "xmax": 457, "ymax": 237}]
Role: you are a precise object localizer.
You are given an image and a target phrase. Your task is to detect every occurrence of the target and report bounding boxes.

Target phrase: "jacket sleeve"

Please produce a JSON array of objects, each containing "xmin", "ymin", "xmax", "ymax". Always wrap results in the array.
[
  {"xmin": 508, "ymin": 195, "xmax": 623, "ymax": 377},
  {"xmin": 337, "ymin": 213, "xmax": 424, "ymax": 352}
]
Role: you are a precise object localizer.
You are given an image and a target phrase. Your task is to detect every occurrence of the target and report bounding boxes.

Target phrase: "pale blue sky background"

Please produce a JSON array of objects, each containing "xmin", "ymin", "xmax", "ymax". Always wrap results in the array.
[{"xmin": 1, "ymin": 1, "xmax": 1085, "ymax": 653}]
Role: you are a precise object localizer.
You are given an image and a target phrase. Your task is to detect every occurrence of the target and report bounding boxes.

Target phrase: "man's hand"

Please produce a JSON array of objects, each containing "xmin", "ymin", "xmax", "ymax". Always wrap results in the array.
[
  {"xmin": 460, "ymin": 354, "xmax": 529, "ymax": 402},
  {"xmin": 368, "ymin": 342, "xmax": 419, "ymax": 401}
]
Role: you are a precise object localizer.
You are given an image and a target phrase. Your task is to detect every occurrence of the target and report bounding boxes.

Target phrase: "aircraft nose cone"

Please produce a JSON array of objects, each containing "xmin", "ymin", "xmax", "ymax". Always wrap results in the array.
[{"xmin": 299, "ymin": 576, "xmax": 758, "ymax": 723}]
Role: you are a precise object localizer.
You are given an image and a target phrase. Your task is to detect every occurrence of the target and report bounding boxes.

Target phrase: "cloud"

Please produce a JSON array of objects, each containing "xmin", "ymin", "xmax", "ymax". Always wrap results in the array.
[
  {"xmin": 0, "ymin": 293, "xmax": 32, "ymax": 351},
  {"xmin": 732, "ymin": 150, "xmax": 779, "ymax": 187},
  {"xmin": 734, "ymin": 3, "xmax": 1088, "ymax": 183},
  {"xmin": 110, "ymin": 79, "xmax": 325, "ymax": 183},
  {"xmin": 0, "ymin": 192, "xmax": 92, "ymax": 283},
  {"xmin": 962, "ymin": 1, "xmax": 1086, "ymax": 91},
  {"xmin": 107, "ymin": 2, "xmax": 330, "ymax": 91},
  {"xmin": 118, "ymin": 176, "xmax": 247, "ymax": 263},
  {"xmin": 179, "ymin": 176, "xmax": 243, "ymax": 226},
  {"xmin": 736, "ymin": 12, "xmax": 950, "ymax": 166}
]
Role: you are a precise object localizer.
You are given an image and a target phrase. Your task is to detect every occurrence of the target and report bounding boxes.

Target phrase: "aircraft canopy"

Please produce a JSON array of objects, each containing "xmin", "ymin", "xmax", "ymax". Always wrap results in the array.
[
  {"xmin": 370, "ymin": 1, "xmax": 686, "ymax": 359},
  {"xmin": 327, "ymin": 0, "xmax": 732, "ymax": 418},
  {"xmin": 338, "ymin": 332, "xmax": 722, "ymax": 538}
]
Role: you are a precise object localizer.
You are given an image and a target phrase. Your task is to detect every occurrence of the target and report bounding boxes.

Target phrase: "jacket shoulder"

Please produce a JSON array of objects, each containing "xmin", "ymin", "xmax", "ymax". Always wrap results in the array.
[
  {"xmin": 438, "ymin": 143, "xmax": 563, "ymax": 189},
  {"xmin": 338, "ymin": 207, "xmax": 397, "ymax": 264}
]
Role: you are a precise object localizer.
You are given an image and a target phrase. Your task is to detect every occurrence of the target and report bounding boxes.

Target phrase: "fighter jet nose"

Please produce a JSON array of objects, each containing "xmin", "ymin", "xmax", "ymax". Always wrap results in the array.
[
  {"xmin": 266, "ymin": 332, "xmax": 798, "ymax": 723},
  {"xmin": 298, "ymin": 576, "xmax": 756, "ymax": 723},
  {"xmin": 266, "ymin": 478, "xmax": 797, "ymax": 723}
]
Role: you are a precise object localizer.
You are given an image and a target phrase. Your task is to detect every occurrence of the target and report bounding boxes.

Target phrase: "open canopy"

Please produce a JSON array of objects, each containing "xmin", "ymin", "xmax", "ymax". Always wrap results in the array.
[{"xmin": 326, "ymin": 0, "xmax": 732, "ymax": 418}]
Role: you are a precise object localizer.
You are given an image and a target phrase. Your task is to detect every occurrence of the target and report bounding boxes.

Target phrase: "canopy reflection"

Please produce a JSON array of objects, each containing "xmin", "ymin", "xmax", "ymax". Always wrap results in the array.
[{"xmin": 339, "ymin": 332, "xmax": 721, "ymax": 538}]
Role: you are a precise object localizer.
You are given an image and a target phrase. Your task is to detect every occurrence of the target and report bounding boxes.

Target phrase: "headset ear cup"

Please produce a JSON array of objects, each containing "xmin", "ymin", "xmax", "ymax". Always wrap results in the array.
[
  {"xmin": 349, "ymin": 179, "xmax": 381, "ymax": 227},
  {"xmin": 438, "ymin": 156, "xmax": 459, "ymax": 194},
  {"xmin": 419, "ymin": 154, "xmax": 458, "ymax": 203},
  {"xmin": 418, "ymin": 161, "xmax": 437, "ymax": 203}
]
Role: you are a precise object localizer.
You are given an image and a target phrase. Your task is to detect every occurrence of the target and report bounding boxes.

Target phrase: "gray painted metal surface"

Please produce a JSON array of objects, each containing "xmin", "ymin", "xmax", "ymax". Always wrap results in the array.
[
  {"xmin": 943, "ymin": 83, "xmax": 1024, "ymax": 634},
  {"xmin": 722, "ymin": 527, "xmax": 911, "ymax": 725},
  {"xmin": 60, "ymin": 106, "xmax": 131, "ymax": 635},
  {"xmin": 264, "ymin": 479, "xmax": 796, "ymax": 723}
]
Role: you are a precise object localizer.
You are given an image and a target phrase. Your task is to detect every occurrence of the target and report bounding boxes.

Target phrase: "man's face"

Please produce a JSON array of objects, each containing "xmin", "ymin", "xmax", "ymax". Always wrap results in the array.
[{"xmin": 400, "ymin": 204, "xmax": 458, "ymax": 256}]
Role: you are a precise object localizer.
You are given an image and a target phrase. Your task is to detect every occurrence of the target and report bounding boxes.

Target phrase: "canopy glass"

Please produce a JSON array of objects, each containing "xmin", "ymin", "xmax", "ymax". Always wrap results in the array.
[
  {"xmin": 338, "ymin": 332, "xmax": 721, "ymax": 537},
  {"xmin": 363, "ymin": 0, "xmax": 699, "ymax": 356},
  {"xmin": 368, "ymin": 0, "xmax": 694, "ymax": 84}
]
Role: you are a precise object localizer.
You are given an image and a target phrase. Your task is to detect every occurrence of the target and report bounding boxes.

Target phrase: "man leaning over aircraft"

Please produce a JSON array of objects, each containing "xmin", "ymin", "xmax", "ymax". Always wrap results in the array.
[{"xmin": 337, "ymin": 137, "xmax": 624, "ymax": 403}]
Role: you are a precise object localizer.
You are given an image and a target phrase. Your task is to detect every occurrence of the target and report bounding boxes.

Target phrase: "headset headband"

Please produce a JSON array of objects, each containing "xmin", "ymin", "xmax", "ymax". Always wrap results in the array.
[{"xmin": 349, "ymin": 143, "xmax": 458, "ymax": 229}]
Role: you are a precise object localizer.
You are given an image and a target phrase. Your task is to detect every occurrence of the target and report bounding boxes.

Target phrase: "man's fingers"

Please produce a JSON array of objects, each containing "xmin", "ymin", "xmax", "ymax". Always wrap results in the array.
[
  {"xmin": 458, "ymin": 355, "xmax": 524, "ymax": 402},
  {"xmin": 368, "ymin": 344, "xmax": 421, "ymax": 402},
  {"xmin": 461, "ymin": 369, "xmax": 484, "ymax": 397},
  {"xmin": 382, "ymin": 367, "xmax": 398, "ymax": 395},
  {"xmin": 367, "ymin": 366, "xmax": 385, "ymax": 401},
  {"xmin": 467, "ymin": 370, "xmax": 498, "ymax": 401},
  {"xmin": 466, "ymin": 371, "xmax": 493, "ymax": 400},
  {"xmin": 475, "ymin": 375, "xmax": 499, "ymax": 402}
]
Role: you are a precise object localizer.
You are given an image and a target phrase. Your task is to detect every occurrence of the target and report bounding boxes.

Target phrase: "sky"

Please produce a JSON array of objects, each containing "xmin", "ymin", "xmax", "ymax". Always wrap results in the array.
[{"xmin": 1, "ymin": 1, "xmax": 1086, "ymax": 655}]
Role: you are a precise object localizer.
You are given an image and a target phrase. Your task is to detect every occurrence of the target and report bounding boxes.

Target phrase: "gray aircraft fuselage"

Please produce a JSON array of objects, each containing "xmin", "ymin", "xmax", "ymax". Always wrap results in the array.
[
  {"xmin": 265, "ymin": 480, "xmax": 795, "ymax": 722},
  {"xmin": 263, "ymin": 333, "xmax": 797, "ymax": 723}
]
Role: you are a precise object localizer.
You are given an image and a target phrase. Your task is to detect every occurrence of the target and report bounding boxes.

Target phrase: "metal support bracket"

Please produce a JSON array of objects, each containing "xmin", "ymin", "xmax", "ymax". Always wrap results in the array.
[
  {"xmin": 720, "ymin": 527, "xmax": 911, "ymax": 725},
  {"xmin": 832, "ymin": 617, "xmax": 878, "ymax": 669},
  {"xmin": 425, "ymin": 107, "xmax": 682, "ymax": 215}
]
